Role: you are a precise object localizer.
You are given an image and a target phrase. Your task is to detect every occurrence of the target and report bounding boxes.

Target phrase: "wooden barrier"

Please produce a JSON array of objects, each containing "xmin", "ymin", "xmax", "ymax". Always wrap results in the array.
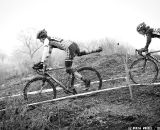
[
  {"xmin": 1, "ymin": 49, "xmax": 159, "ymax": 112},
  {"xmin": 124, "ymin": 53, "xmax": 133, "ymax": 100},
  {"xmin": 0, "ymin": 85, "xmax": 129, "ymax": 112}
]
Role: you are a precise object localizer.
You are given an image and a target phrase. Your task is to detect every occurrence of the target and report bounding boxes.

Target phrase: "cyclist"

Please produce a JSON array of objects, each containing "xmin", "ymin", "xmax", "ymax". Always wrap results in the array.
[
  {"xmin": 137, "ymin": 22, "xmax": 160, "ymax": 53},
  {"xmin": 34, "ymin": 29, "xmax": 102, "ymax": 92}
]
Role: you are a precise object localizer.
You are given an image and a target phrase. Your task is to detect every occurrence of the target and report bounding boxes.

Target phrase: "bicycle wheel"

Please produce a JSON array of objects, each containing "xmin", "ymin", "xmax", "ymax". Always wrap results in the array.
[
  {"xmin": 72, "ymin": 67, "xmax": 102, "ymax": 94},
  {"xmin": 23, "ymin": 76, "xmax": 57, "ymax": 103},
  {"xmin": 129, "ymin": 58, "xmax": 158, "ymax": 84}
]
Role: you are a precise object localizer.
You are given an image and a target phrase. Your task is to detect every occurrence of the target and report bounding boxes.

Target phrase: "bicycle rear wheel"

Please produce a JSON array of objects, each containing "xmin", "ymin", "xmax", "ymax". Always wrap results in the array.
[
  {"xmin": 23, "ymin": 76, "xmax": 56, "ymax": 103},
  {"xmin": 129, "ymin": 58, "xmax": 158, "ymax": 84},
  {"xmin": 72, "ymin": 67, "xmax": 102, "ymax": 94}
]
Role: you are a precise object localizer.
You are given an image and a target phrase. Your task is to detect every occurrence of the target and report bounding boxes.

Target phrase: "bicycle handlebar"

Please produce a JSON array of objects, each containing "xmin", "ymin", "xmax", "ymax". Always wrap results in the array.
[
  {"xmin": 135, "ymin": 49, "xmax": 149, "ymax": 56},
  {"xmin": 135, "ymin": 49, "xmax": 142, "ymax": 56}
]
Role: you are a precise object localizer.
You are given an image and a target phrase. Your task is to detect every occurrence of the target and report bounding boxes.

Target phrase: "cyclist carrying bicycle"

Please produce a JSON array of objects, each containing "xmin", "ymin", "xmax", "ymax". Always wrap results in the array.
[
  {"xmin": 137, "ymin": 22, "xmax": 160, "ymax": 53},
  {"xmin": 34, "ymin": 29, "xmax": 102, "ymax": 92}
]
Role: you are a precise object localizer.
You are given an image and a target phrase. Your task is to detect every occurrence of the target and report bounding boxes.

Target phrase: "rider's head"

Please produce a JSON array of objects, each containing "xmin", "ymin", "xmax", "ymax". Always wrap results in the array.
[
  {"xmin": 37, "ymin": 29, "xmax": 48, "ymax": 40},
  {"xmin": 137, "ymin": 22, "xmax": 148, "ymax": 35}
]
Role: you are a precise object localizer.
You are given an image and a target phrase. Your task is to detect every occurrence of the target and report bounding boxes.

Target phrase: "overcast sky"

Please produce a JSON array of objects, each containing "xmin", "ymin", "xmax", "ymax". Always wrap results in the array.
[{"xmin": 0, "ymin": 0, "xmax": 160, "ymax": 55}]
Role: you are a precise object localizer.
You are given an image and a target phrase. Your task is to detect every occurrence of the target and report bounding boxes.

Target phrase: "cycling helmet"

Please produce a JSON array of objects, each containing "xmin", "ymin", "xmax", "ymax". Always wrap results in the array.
[
  {"xmin": 137, "ymin": 22, "xmax": 146, "ymax": 33},
  {"xmin": 37, "ymin": 29, "xmax": 47, "ymax": 39}
]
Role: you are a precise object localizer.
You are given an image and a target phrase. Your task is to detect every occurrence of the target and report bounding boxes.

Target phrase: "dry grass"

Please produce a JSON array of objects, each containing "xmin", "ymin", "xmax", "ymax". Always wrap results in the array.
[{"xmin": 1, "ymin": 39, "xmax": 151, "ymax": 129}]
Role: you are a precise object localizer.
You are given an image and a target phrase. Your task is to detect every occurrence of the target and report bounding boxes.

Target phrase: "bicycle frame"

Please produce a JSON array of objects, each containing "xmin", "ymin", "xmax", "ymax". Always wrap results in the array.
[
  {"xmin": 137, "ymin": 49, "xmax": 160, "ymax": 63},
  {"xmin": 36, "ymin": 67, "xmax": 73, "ymax": 94},
  {"xmin": 129, "ymin": 49, "xmax": 160, "ymax": 84}
]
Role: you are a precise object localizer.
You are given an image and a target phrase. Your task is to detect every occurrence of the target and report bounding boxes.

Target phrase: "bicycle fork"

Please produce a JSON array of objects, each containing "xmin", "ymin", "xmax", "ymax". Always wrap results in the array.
[
  {"xmin": 141, "ymin": 59, "xmax": 147, "ymax": 73},
  {"xmin": 38, "ymin": 78, "xmax": 47, "ymax": 95}
]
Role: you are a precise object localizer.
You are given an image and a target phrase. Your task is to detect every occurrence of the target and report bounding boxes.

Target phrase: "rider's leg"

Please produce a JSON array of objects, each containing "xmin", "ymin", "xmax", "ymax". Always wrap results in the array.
[
  {"xmin": 65, "ymin": 59, "xmax": 84, "ymax": 84},
  {"xmin": 65, "ymin": 43, "xmax": 91, "ymax": 89},
  {"xmin": 65, "ymin": 58, "xmax": 76, "ymax": 88},
  {"xmin": 65, "ymin": 59, "xmax": 77, "ymax": 94},
  {"xmin": 73, "ymin": 70, "xmax": 91, "ymax": 90},
  {"xmin": 65, "ymin": 60, "xmax": 90, "ymax": 89},
  {"xmin": 65, "ymin": 43, "xmax": 82, "ymax": 80}
]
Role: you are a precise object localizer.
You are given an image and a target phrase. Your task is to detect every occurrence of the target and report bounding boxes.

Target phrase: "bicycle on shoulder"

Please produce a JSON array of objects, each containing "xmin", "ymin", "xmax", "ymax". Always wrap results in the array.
[
  {"xmin": 23, "ymin": 64, "xmax": 102, "ymax": 103},
  {"xmin": 129, "ymin": 49, "xmax": 160, "ymax": 84}
]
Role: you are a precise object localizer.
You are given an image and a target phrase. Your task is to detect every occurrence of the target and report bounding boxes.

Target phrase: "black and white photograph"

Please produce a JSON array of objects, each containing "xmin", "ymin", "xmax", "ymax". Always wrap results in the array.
[{"xmin": 0, "ymin": 0, "xmax": 160, "ymax": 129}]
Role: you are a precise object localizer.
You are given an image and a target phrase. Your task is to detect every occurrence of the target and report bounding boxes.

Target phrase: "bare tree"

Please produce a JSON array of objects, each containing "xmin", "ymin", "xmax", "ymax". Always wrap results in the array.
[{"xmin": 17, "ymin": 28, "xmax": 43, "ymax": 60}]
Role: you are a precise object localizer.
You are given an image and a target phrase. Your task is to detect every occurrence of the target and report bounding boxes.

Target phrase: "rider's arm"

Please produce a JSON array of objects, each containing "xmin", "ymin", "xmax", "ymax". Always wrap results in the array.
[
  {"xmin": 144, "ymin": 33, "xmax": 152, "ymax": 50},
  {"xmin": 41, "ymin": 39, "xmax": 50, "ymax": 64}
]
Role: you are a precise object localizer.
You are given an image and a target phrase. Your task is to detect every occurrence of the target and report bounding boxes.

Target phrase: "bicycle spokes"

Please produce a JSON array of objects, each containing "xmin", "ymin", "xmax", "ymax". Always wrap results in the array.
[
  {"xmin": 129, "ymin": 58, "xmax": 158, "ymax": 84},
  {"xmin": 73, "ymin": 67, "xmax": 102, "ymax": 94},
  {"xmin": 24, "ymin": 77, "xmax": 56, "ymax": 103}
]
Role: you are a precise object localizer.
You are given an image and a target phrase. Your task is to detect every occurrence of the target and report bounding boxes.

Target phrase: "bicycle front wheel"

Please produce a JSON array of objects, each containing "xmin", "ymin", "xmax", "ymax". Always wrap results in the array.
[
  {"xmin": 129, "ymin": 58, "xmax": 158, "ymax": 84},
  {"xmin": 23, "ymin": 76, "xmax": 57, "ymax": 103},
  {"xmin": 72, "ymin": 67, "xmax": 102, "ymax": 94}
]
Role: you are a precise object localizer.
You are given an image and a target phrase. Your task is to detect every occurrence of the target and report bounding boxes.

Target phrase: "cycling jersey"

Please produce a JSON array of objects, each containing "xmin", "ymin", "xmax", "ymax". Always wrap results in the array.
[
  {"xmin": 41, "ymin": 37, "xmax": 80, "ymax": 63},
  {"xmin": 144, "ymin": 28, "xmax": 160, "ymax": 49}
]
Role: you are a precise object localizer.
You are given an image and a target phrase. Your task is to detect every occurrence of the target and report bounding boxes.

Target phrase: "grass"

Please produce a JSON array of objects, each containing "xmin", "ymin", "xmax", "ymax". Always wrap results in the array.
[
  {"xmin": 1, "ymin": 42, "xmax": 160, "ymax": 129},
  {"xmin": 1, "ymin": 84, "xmax": 160, "ymax": 129}
]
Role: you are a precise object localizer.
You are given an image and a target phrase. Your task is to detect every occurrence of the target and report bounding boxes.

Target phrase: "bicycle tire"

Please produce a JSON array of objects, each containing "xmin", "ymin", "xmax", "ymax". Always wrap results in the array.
[
  {"xmin": 72, "ymin": 67, "xmax": 102, "ymax": 94},
  {"xmin": 129, "ymin": 58, "xmax": 158, "ymax": 84},
  {"xmin": 23, "ymin": 76, "xmax": 57, "ymax": 103}
]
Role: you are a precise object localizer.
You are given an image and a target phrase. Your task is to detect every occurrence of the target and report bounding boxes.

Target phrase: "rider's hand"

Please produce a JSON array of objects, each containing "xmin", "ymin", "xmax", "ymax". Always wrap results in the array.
[
  {"xmin": 137, "ymin": 48, "xmax": 148, "ymax": 56},
  {"xmin": 33, "ymin": 62, "xmax": 44, "ymax": 70},
  {"xmin": 139, "ymin": 48, "xmax": 148, "ymax": 52}
]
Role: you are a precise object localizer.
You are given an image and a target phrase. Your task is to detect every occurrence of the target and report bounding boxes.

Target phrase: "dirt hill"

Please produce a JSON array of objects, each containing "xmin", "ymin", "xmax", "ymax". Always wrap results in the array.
[{"xmin": 0, "ymin": 52, "xmax": 160, "ymax": 130}]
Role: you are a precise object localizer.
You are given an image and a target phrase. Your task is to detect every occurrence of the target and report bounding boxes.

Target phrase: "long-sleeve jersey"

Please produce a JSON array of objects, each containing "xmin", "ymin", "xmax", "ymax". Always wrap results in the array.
[
  {"xmin": 144, "ymin": 28, "xmax": 160, "ymax": 49},
  {"xmin": 41, "ymin": 37, "xmax": 101, "ymax": 63},
  {"xmin": 41, "ymin": 37, "xmax": 73, "ymax": 63}
]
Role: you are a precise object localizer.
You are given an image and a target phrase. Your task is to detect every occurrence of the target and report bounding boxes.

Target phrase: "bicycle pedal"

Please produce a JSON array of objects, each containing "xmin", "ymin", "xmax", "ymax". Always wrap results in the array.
[
  {"xmin": 72, "ymin": 88, "xmax": 77, "ymax": 95},
  {"xmin": 84, "ymin": 88, "xmax": 89, "ymax": 91},
  {"xmin": 81, "ymin": 87, "xmax": 89, "ymax": 91},
  {"xmin": 64, "ymin": 90, "xmax": 70, "ymax": 94},
  {"xmin": 84, "ymin": 80, "xmax": 91, "ymax": 90}
]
